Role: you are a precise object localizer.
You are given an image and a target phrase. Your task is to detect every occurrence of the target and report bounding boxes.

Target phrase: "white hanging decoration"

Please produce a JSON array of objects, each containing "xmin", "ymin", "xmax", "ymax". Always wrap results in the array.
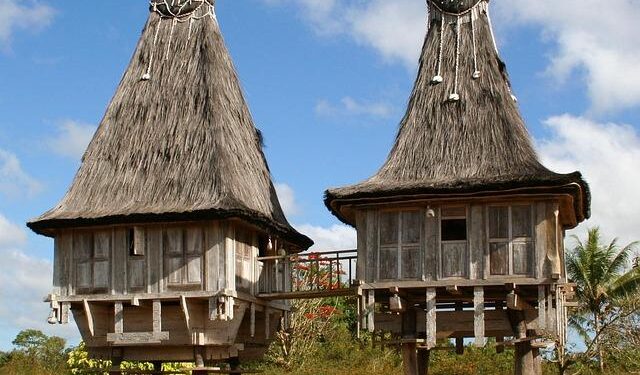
[
  {"xmin": 267, "ymin": 236, "xmax": 273, "ymax": 251},
  {"xmin": 449, "ymin": 14, "xmax": 461, "ymax": 101},
  {"xmin": 141, "ymin": 0, "xmax": 216, "ymax": 82},
  {"xmin": 470, "ymin": 4, "xmax": 481, "ymax": 80},
  {"xmin": 431, "ymin": 15, "xmax": 445, "ymax": 85}
]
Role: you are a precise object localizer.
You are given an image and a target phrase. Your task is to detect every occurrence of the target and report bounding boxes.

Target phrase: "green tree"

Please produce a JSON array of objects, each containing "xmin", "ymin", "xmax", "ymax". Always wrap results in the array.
[
  {"xmin": 0, "ymin": 329, "xmax": 68, "ymax": 374},
  {"xmin": 567, "ymin": 227, "xmax": 640, "ymax": 372}
]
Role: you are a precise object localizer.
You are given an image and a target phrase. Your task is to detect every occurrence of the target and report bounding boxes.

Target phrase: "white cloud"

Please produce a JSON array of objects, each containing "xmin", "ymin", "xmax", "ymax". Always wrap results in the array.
[
  {"xmin": 275, "ymin": 183, "xmax": 300, "ymax": 217},
  {"xmin": 0, "ymin": 148, "xmax": 42, "ymax": 197},
  {"xmin": 315, "ymin": 96, "xmax": 394, "ymax": 118},
  {"xmin": 0, "ymin": 213, "xmax": 27, "ymax": 248},
  {"xmin": 296, "ymin": 223, "xmax": 357, "ymax": 251},
  {"xmin": 48, "ymin": 120, "xmax": 96, "ymax": 159},
  {"xmin": 493, "ymin": 0, "xmax": 640, "ymax": 113},
  {"xmin": 265, "ymin": 0, "xmax": 426, "ymax": 68},
  {"xmin": 537, "ymin": 114, "xmax": 640, "ymax": 247},
  {"xmin": 269, "ymin": 0, "xmax": 640, "ymax": 113},
  {"xmin": 0, "ymin": 214, "xmax": 79, "ymax": 350},
  {"xmin": 0, "ymin": 0, "xmax": 55, "ymax": 49}
]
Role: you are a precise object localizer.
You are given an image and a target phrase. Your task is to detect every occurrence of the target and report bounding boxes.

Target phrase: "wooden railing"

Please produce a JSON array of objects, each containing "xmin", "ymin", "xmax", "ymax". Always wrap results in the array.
[{"xmin": 257, "ymin": 249, "xmax": 357, "ymax": 295}]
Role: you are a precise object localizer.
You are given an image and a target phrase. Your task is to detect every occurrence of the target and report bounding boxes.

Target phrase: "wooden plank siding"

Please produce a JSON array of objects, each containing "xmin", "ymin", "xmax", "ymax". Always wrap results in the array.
[{"xmin": 354, "ymin": 199, "xmax": 564, "ymax": 285}]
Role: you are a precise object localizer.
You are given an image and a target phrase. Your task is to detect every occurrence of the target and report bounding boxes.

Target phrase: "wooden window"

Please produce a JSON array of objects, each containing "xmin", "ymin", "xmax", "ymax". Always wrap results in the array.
[
  {"xmin": 488, "ymin": 205, "xmax": 533, "ymax": 276},
  {"xmin": 75, "ymin": 231, "xmax": 110, "ymax": 292},
  {"xmin": 128, "ymin": 227, "xmax": 146, "ymax": 290},
  {"xmin": 164, "ymin": 227, "xmax": 203, "ymax": 286},
  {"xmin": 378, "ymin": 210, "xmax": 423, "ymax": 280},
  {"xmin": 235, "ymin": 229, "xmax": 254, "ymax": 293},
  {"xmin": 129, "ymin": 227, "xmax": 145, "ymax": 256},
  {"xmin": 440, "ymin": 206, "xmax": 468, "ymax": 278}
]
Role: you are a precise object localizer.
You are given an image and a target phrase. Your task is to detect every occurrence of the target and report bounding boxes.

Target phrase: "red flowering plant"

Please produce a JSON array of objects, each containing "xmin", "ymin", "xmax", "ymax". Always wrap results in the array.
[{"xmin": 267, "ymin": 252, "xmax": 351, "ymax": 369}]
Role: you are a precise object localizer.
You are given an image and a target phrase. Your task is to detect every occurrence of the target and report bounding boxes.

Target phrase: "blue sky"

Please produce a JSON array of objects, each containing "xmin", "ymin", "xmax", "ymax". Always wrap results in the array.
[{"xmin": 0, "ymin": 0, "xmax": 639, "ymax": 350}]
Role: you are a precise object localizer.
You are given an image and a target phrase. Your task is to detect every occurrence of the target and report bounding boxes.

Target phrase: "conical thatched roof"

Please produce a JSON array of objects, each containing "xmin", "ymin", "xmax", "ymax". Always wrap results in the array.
[
  {"xmin": 29, "ymin": 2, "xmax": 312, "ymax": 249},
  {"xmin": 325, "ymin": 0, "xmax": 589, "ymax": 226}
]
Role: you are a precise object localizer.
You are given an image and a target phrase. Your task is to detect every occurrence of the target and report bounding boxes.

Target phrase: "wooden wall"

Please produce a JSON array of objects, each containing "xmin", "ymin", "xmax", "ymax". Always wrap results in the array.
[
  {"xmin": 355, "ymin": 200, "xmax": 564, "ymax": 284},
  {"xmin": 52, "ymin": 220, "xmax": 265, "ymax": 298}
]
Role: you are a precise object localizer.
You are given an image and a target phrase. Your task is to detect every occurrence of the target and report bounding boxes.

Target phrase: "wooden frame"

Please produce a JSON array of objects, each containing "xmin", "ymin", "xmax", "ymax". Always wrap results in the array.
[
  {"xmin": 438, "ymin": 205, "xmax": 469, "ymax": 279},
  {"xmin": 164, "ymin": 225, "xmax": 204, "ymax": 289},
  {"xmin": 486, "ymin": 203, "xmax": 535, "ymax": 278},
  {"xmin": 376, "ymin": 209, "xmax": 424, "ymax": 281}
]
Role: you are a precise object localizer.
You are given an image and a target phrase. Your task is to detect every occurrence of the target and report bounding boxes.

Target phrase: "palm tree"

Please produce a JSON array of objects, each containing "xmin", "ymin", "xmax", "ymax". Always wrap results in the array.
[{"xmin": 567, "ymin": 227, "xmax": 640, "ymax": 372}]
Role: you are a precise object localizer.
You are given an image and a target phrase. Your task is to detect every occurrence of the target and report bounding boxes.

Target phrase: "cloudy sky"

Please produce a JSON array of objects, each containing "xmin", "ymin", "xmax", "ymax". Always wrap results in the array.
[{"xmin": 0, "ymin": 0, "xmax": 639, "ymax": 350}]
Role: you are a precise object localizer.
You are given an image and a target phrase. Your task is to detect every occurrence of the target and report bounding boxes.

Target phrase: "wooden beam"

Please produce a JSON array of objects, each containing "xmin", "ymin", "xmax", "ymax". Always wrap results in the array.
[
  {"xmin": 83, "ymin": 299, "xmax": 94, "ymax": 336},
  {"xmin": 507, "ymin": 292, "xmax": 533, "ymax": 311},
  {"xmin": 417, "ymin": 348, "xmax": 430, "ymax": 375},
  {"xmin": 367, "ymin": 290, "xmax": 375, "ymax": 333},
  {"xmin": 455, "ymin": 302, "xmax": 464, "ymax": 355},
  {"xmin": 495, "ymin": 300, "xmax": 505, "ymax": 354},
  {"xmin": 425, "ymin": 288, "xmax": 437, "ymax": 350},
  {"xmin": 250, "ymin": 303, "xmax": 256, "ymax": 338},
  {"xmin": 264, "ymin": 308, "xmax": 271, "ymax": 339},
  {"xmin": 208, "ymin": 297, "xmax": 217, "ymax": 321},
  {"xmin": 474, "ymin": 287, "xmax": 485, "ymax": 348},
  {"xmin": 60, "ymin": 302, "xmax": 70, "ymax": 324},
  {"xmin": 114, "ymin": 302, "xmax": 124, "ymax": 334},
  {"xmin": 180, "ymin": 296, "xmax": 190, "ymax": 331},
  {"xmin": 402, "ymin": 343, "xmax": 418, "ymax": 375},
  {"xmin": 152, "ymin": 300, "xmax": 162, "ymax": 334},
  {"xmin": 537, "ymin": 286, "xmax": 547, "ymax": 330},
  {"xmin": 107, "ymin": 332, "xmax": 170, "ymax": 345},
  {"xmin": 446, "ymin": 285, "xmax": 463, "ymax": 295}
]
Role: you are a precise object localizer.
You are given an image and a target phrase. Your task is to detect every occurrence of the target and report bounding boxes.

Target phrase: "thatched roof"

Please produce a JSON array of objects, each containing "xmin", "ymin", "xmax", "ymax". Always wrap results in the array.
[
  {"xmin": 325, "ymin": 1, "xmax": 590, "ymax": 226},
  {"xmin": 28, "ymin": 4, "xmax": 313, "ymax": 249}
]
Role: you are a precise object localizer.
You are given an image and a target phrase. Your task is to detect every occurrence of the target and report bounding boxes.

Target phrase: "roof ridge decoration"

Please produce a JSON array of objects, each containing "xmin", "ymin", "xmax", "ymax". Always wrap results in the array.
[
  {"xmin": 142, "ymin": 0, "xmax": 216, "ymax": 81},
  {"xmin": 428, "ymin": 0, "xmax": 515, "ymax": 102}
]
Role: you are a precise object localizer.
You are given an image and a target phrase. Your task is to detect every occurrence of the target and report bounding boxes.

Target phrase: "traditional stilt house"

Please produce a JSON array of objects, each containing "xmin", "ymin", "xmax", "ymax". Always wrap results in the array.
[
  {"xmin": 325, "ymin": 1, "xmax": 589, "ymax": 374},
  {"xmin": 28, "ymin": 0, "xmax": 312, "ymax": 369}
]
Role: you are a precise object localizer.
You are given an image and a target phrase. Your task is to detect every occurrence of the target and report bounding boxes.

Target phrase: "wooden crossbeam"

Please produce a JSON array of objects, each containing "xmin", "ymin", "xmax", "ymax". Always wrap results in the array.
[
  {"xmin": 180, "ymin": 296, "xmax": 191, "ymax": 330},
  {"xmin": 507, "ymin": 292, "xmax": 533, "ymax": 311},
  {"xmin": 446, "ymin": 285, "xmax": 463, "ymax": 295},
  {"xmin": 83, "ymin": 299, "xmax": 94, "ymax": 336}
]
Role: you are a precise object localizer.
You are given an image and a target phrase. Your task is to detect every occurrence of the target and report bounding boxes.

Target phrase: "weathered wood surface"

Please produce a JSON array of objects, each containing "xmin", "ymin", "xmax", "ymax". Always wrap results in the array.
[
  {"xmin": 425, "ymin": 288, "xmax": 437, "ymax": 349},
  {"xmin": 473, "ymin": 287, "xmax": 485, "ymax": 347}
]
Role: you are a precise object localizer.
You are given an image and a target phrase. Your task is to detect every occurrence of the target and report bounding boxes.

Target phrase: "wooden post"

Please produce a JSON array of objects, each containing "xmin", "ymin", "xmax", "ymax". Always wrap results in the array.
[
  {"xmin": 474, "ymin": 287, "xmax": 485, "ymax": 347},
  {"xmin": 425, "ymin": 288, "xmax": 436, "ymax": 350},
  {"xmin": 402, "ymin": 342, "xmax": 418, "ymax": 375},
  {"xmin": 153, "ymin": 300, "xmax": 162, "ymax": 334},
  {"xmin": 455, "ymin": 302, "xmax": 464, "ymax": 355},
  {"xmin": 508, "ymin": 310, "xmax": 537, "ymax": 375},
  {"xmin": 417, "ymin": 348, "xmax": 430, "ymax": 375},
  {"xmin": 495, "ymin": 300, "xmax": 505, "ymax": 354},
  {"xmin": 367, "ymin": 290, "xmax": 375, "ymax": 332},
  {"xmin": 114, "ymin": 302, "xmax": 123, "ymax": 335},
  {"xmin": 193, "ymin": 348, "xmax": 207, "ymax": 375}
]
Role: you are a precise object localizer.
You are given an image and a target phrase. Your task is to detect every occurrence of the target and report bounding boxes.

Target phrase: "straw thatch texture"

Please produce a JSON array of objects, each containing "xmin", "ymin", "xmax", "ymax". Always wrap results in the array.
[
  {"xmin": 29, "ymin": 11, "xmax": 312, "ymax": 249},
  {"xmin": 325, "ymin": 5, "xmax": 590, "ymax": 225}
]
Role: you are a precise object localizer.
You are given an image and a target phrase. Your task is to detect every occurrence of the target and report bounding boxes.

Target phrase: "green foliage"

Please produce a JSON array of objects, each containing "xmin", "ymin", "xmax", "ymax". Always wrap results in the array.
[
  {"xmin": 566, "ymin": 227, "xmax": 640, "ymax": 371},
  {"xmin": 0, "ymin": 329, "xmax": 68, "ymax": 375}
]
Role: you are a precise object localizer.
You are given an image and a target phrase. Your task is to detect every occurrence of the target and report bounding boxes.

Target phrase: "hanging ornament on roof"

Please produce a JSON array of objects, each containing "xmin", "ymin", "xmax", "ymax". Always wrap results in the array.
[
  {"xmin": 428, "ymin": 0, "xmax": 501, "ymax": 101},
  {"xmin": 141, "ymin": 0, "xmax": 216, "ymax": 81}
]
